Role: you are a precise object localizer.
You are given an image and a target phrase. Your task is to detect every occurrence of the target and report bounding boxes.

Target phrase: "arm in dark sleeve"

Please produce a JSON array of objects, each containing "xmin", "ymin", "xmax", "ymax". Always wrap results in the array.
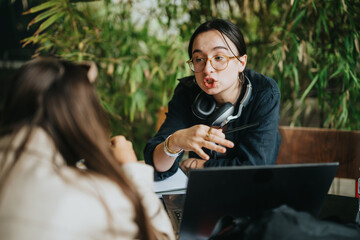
[
  {"xmin": 204, "ymin": 82, "xmax": 281, "ymax": 167},
  {"xmin": 144, "ymin": 80, "xmax": 197, "ymax": 180},
  {"xmin": 144, "ymin": 135, "xmax": 184, "ymax": 181}
]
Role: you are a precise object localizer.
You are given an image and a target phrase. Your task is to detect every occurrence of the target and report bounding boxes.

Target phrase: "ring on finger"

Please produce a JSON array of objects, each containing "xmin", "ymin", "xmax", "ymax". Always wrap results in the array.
[{"xmin": 205, "ymin": 127, "xmax": 213, "ymax": 141}]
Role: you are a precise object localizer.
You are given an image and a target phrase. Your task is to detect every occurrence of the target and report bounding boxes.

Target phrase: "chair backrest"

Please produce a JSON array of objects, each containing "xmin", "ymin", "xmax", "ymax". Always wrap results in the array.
[
  {"xmin": 277, "ymin": 126, "xmax": 360, "ymax": 180},
  {"xmin": 156, "ymin": 106, "xmax": 168, "ymax": 131}
]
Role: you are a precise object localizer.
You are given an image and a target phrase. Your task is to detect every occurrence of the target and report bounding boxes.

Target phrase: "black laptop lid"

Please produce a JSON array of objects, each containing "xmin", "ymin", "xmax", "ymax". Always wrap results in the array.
[{"xmin": 179, "ymin": 163, "xmax": 339, "ymax": 240}]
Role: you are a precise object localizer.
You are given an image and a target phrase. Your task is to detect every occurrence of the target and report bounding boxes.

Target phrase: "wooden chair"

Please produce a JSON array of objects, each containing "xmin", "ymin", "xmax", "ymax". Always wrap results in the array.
[
  {"xmin": 277, "ymin": 126, "xmax": 360, "ymax": 180},
  {"xmin": 156, "ymin": 106, "xmax": 168, "ymax": 131}
]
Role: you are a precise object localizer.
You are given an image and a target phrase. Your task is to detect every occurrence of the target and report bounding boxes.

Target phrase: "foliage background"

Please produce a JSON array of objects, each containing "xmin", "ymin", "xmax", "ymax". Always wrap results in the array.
[{"xmin": 12, "ymin": 0, "xmax": 360, "ymax": 158}]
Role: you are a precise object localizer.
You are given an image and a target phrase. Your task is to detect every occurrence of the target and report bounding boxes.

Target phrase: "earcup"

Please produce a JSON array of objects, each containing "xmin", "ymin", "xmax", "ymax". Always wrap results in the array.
[
  {"xmin": 192, "ymin": 92, "xmax": 216, "ymax": 120},
  {"xmin": 192, "ymin": 91, "xmax": 235, "ymax": 126},
  {"xmin": 192, "ymin": 74, "xmax": 252, "ymax": 126},
  {"xmin": 207, "ymin": 102, "xmax": 234, "ymax": 126}
]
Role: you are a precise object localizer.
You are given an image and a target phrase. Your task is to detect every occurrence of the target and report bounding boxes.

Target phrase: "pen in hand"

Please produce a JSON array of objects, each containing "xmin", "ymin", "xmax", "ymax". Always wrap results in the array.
[
  {"xmin": 224, "ymin": 122, "xmax": 260, "ymax": 134},
  {"xmin": 210, "ymin": 122, "xmax": 259, "ymax": 159}
]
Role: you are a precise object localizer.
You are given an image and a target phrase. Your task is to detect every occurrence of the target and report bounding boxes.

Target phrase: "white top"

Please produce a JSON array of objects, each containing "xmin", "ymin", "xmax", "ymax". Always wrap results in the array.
[{"xmin": 0, "ymin": 128, "xmax": 175, "ymax": 240}]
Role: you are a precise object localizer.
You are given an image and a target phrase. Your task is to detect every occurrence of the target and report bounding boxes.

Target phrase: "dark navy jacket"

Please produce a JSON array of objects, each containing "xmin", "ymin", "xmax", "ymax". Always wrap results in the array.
[{"xmin": 144, "ymin": 68, "xmax": 281, "ymax": 180}]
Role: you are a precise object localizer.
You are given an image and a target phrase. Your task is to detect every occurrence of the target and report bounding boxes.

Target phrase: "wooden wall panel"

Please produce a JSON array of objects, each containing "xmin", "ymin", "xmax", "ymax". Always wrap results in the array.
[{"xmin": 277, "ymin": 126, "xmax": 360, "ymax": 179}]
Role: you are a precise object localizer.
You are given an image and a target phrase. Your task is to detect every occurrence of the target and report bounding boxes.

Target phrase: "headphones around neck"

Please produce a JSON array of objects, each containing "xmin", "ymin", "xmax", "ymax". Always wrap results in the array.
[{"xmin": 192, "ymin": 74, "xmax": 252, "ymax": 127}]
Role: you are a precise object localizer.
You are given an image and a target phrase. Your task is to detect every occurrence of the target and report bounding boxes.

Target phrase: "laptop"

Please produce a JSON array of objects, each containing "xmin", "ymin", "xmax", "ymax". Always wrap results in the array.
[{"xmin": 162, "ymin": 162, "xmax": 339, "ymax": 240}]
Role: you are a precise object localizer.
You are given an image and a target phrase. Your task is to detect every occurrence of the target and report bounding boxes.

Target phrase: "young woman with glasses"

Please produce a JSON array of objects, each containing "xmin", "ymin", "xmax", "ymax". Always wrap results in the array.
[
  {"xmin": 0, "ymin": 58, "xmax": 175, "ymax": 239},
  {"xmin": 144, "ymin": 19, "xmax": 281, "ymax": 180}
]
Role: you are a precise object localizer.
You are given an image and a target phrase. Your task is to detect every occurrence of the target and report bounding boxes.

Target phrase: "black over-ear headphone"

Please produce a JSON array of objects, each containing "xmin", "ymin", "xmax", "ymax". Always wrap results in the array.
[{"xmin": 192, "ymin": 74, "xmax": 252, "ymax": 127}]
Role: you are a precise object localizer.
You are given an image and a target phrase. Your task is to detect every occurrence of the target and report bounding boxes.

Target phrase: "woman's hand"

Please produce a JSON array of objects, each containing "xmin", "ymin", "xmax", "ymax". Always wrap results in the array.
[
  {"xmin": 169, "ymin": 125, "xmax": 234, "ymax": 160},
  {"xmin": 110, "ymin": 135, "xmax": 137, "ymax": 164},
  {"xmin": 180, "ymin": 158, "xmax": 206, "ymax": 174}
]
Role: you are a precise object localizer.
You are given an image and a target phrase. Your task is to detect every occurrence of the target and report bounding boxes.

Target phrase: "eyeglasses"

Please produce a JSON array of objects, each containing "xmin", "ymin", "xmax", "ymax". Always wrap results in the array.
[{"xmin": 186, "ymin": 55, "xmax": 238, "ymax": 72}]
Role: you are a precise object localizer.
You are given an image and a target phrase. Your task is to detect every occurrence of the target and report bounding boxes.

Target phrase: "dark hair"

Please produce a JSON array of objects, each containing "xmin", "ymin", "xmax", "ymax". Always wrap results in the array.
[
  {"xmin": 188, "ymin": 19, "xmax": 246, "ymax": 59},
  {"xmin": 0, "ymin": 57, "xmax": 157, "ymax": 239}
]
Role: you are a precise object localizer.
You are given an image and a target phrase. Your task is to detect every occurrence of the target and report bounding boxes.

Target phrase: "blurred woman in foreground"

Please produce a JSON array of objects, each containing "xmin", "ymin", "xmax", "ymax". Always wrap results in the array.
[{"xmin": 0, "ymin": 57, "xmax": 175, "ymax": 240}]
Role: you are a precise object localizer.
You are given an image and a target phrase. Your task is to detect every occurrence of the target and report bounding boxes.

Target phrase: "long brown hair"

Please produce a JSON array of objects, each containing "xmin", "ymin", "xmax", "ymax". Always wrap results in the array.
[{"xmin": 0, "ymin": 57, "xmax": 157, "ymax": 239}]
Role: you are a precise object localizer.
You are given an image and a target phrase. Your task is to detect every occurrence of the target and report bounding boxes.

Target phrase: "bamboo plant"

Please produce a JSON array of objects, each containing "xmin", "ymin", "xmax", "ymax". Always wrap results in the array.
[{"xmin": 19, "ymin": 0, "xmax": 360, "ymax": 158}]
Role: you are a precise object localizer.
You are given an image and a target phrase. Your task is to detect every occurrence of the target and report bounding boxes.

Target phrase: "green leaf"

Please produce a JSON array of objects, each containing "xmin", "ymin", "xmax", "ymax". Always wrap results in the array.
[
  {"xmin": 100, "ymin": 99, "xmax": 116, "ymax": 115},
  {"xmin": 34, "ymin": 12, "xmax": 65, "ymax": 35},
  {"xmin": 28, "ymin": 7, "xmax": 61, "ymax": 28},
  {"xmin": 349, "ymin": 71, "xmax": 360, "ymax": 88},
  {"xmin": 291, "ymin": 9, "xmax": 306, "ymax": 31},
  {"xmin": 337, "ymin": 95, "xmax": 348, "ymax": 128},
  {"xmin": 23, "ymin": 0, "xmax": 59, "ymax": 15},
  {"xmin": 311, "ymin": 0, "xmax": 317, "ymax": 11},
  {"xmin": 320, "ymin": 13, "xmax": 329, "ymax": 35},
  {"xmin": 300, "ymin": 74, "xmax": 319, "ymax": 103},
  {"xmin": 329, "ymin": 64, "xmax": 344, "ymax": 79},
  {"xmin": 134, "ymin": 89, "xmax": 146, "ymax": 112},
  {"xmin": 290, "ymin": 0, "xmax": 299, "ymax": 17},
  {"xmin": 292, "ymin": 65, "xmax": 299, "ymax": 94},
  {"xmin": 129, "ymin": 95, "xmax": 136, "ymax": 122}
]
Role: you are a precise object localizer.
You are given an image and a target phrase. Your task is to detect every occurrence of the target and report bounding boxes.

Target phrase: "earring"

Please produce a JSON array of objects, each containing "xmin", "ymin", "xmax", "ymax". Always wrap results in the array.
[{"xmin": 238, "ymin": 72, "xmax": 244, "ymax": 84}]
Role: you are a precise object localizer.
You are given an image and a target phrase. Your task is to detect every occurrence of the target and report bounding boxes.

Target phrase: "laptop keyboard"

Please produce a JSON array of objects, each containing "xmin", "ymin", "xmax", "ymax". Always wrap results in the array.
[
  {"xmin": 161, "ymin": 194, "xmax": 186, "ymax": 235},
  {"xmin": 174, "ymin": 210, "xmax": 183, "ymax": 222}
]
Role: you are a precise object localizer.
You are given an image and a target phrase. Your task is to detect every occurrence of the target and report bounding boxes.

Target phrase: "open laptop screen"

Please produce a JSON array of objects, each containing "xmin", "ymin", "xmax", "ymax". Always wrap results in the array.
[{"xmin": 178, "ymin": 163, "xmax": 339, "ymax": 240}]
